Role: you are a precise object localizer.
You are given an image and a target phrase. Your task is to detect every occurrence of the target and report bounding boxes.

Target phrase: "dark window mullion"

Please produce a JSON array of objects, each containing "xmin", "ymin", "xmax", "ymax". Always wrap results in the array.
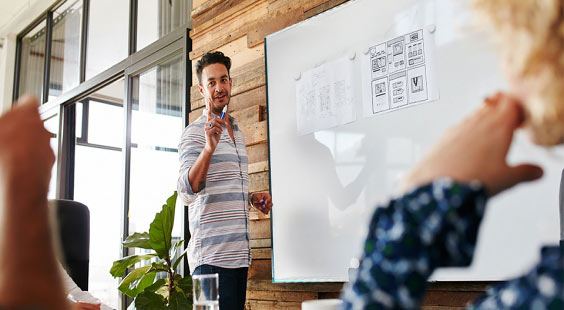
[
  {"xmin": 80, "ymin": 0, "xmax": 90, "ymax": 83},
  {"xmin": 58, "ymin": 103, "xmax": 76, "ymax": 200},
  {"xmin": 43, "ymin": 11, "xmax": 53, "ymax": 104},
  {"xmin": 13, "ymin": 36, "xmax": 23, "ymax": 102},
  {"xmin": 186, "ymin": 25, "xmax": 192, "ymax": 276},
  {"xmin": 121, "ymin": 74, "xmax": 134, "ymax": 309},
  {"xmin": 128, "ymin": 0, "xmax": 138, "ymax": 55},
  {"xmin": 77, "ymin": 99, "xmax": 89, "ymax": 144}
]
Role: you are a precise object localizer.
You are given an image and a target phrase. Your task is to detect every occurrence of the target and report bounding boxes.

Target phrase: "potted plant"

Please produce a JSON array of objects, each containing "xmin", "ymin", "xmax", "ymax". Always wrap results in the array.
[{"xmin": 109, "ymin": 192, "xmax": 192, "ymax": 309}]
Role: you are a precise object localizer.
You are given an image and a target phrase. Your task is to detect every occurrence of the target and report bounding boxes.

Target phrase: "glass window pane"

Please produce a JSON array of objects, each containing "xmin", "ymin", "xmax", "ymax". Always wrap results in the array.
[
  {"xmin": 129, "ymin": 55, "xmax": 184, "ymax": 254},
  {"xmin": 137, "ymin": 0, "xmax": 186, "ymax": 51},
  {"xmin": 73, "ymin": 78, "xmax": 124, "ymax": 308},
  {"xmin": 19, "ymin": 21, "xmax": 47, "ymax": 101},
  {"xmin": 44, "ymin": 114, "xmax": 59, "ymax": 199},
  {"xmin": 85, "ymin": 0, "xmax": 129, "ymax": 80},
  {"xmin": 49, "ymin": 0, "xmax": 83, "ymax": 100},
  {"xmin": 86, "ymin": 101, "xmax": 124, "ymax": 148}
]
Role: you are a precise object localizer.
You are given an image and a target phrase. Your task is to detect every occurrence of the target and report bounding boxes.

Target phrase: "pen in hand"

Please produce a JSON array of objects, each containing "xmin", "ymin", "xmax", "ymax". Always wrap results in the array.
[{"xmin": 220, "ymin": 105, "xmax": 228, "ymax": 119}]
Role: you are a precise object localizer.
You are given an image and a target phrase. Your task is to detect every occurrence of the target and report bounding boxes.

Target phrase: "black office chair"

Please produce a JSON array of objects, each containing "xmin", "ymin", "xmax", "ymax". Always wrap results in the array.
[{"xmin": 50, "ymin": 199, "xmax": 90, "ymax": 291}]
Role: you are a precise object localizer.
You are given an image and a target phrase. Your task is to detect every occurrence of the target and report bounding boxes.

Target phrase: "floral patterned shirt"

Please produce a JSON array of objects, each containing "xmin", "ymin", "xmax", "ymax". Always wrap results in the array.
[{"xmin": 341, "ymin": 179, "xmax": 564, "ymax": 309}]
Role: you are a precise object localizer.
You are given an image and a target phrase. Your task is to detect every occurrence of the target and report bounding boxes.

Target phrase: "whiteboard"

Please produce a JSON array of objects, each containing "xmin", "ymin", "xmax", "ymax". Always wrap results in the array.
[{"xmin": 266, "ymin": 0, "xmax": 562, "ymax": 282}]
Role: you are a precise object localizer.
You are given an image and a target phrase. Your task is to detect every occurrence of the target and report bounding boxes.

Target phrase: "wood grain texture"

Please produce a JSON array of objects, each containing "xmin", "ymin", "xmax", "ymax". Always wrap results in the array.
[
  {"xmin": 249, "ymin": 217, "xmax": 271, "ymax": 240},
  {"xmin": 247, "ymin": 143, "xmax": 269, "ymax": 164},
  {"xmin": 247, "ymin": 280, "xmax": 343, "ymax": 293}
]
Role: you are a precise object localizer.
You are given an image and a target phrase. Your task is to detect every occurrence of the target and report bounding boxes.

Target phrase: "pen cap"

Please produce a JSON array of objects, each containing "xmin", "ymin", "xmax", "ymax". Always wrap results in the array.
[{"xmin": 220, "ymin": 105, "xmax": 228, "ymax": 119}]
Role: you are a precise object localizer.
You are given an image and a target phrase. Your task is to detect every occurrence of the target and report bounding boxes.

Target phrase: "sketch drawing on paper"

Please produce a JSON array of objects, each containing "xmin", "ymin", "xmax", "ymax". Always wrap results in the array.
[
  {"xmin": 411, "ymin": 75, "xmax": 423, "ymax": 93},
  {"xmin": 365, "ymin": 28, "xmax": 436, "ymax": 116},
  {"xmin": 295, "ymin": 56, "xmax": 357, "ymax": 135}
]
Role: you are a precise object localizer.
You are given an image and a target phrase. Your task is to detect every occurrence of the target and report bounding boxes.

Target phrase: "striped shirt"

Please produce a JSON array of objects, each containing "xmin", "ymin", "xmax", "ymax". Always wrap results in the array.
[{"xmin": 177, "ymin": 110, "xmax": 251, "ymax": 274}]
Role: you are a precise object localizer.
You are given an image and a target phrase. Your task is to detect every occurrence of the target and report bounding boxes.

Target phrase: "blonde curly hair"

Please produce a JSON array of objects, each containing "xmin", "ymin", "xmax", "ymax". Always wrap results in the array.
[{"xmin": 474, "ymin": 0, "xmax": 564, "ymax": 145}]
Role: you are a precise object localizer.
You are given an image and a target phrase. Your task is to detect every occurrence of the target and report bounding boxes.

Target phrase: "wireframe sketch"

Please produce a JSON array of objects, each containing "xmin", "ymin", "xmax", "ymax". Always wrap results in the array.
[
  {"xmin": 319, "ymin": 85, "xmax": 332, "ymax": 117},
  {"xmin": 364, "ymin": 28, "xmax": 436, "ymax": 117},
  {"xmin": 295, "ymin": 56, "xmax": 357, "ymax": 135},
  {"xmin": 407, "ymin": 29, "xmax": 425, "ymax": 68},
  {"xmin": 370, "ymin": 44, "xmax": 388, "ymax": 79},
  {"xmin": 411, "ymin": 75, "xmax": 424, "ymax": 93},
  {"xmin": 371, "ymin": 78, "xmax": 389, "ymax": 113},
  {"xmin": 387, "ymin": 37, "xmax": 406, "ymax": 74},
  {"xmin": 374, "ymin": 82, "xmax": 386, "ymax": 96},
  {"xmin": 389, "ymin": 71, "xmax": 407, "ymax": 108},
  {"xmin": 407, "ymin": 65, "xmax": 428, "ymax": 103}
]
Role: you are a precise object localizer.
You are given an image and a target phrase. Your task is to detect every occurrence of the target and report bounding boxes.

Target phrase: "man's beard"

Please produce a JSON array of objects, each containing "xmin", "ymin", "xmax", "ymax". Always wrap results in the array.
[{"xmin": 210, "ymin": 95, "xmax": 229, "ymax": 114}]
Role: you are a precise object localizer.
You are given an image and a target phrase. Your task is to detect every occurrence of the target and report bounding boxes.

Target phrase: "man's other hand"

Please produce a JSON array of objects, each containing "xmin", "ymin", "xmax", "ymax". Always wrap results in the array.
[{"xmin": 250, "ymin": 192, "xmax": 272, "ymax": 215}]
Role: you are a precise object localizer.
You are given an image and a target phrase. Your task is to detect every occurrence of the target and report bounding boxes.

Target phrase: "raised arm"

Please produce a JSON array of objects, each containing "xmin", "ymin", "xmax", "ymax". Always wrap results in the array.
[
  {"xmin": 187, "ymin": 108, "xmax": 225, "ymax": 193},
  {"xmin": 0, "ymin": 96, "xmax": 70, "ymax": 309}
]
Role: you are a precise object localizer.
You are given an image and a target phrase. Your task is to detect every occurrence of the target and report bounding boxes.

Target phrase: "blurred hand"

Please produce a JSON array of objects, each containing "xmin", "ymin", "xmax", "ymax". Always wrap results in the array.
[
  {"xmin": 0, "ymin": 96, "xmax": 67, "ymax": 310},
  {"xmin": 251, "ymin": 192, "xmax": 272, "ymax": 214},
  {"xmin": 0, "ymin": 96, "xmax": 55, "ymax": 203},
  {"xmin": 401, "ymin": 92, "xmax": 543, "ymax": 196}
]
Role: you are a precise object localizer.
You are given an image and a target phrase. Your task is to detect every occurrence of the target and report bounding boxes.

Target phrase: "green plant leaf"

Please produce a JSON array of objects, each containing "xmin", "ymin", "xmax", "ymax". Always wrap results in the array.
[
  {"xmin": 167, "ymin": 290, "xmax": 191, "ymax": 309},
  {"xmin": 176, "ymin": 276, "xmax": 193, "ymax": 301},
  {"xmin": 118, "ymin": 265, "xmax": 152, "ymax": 298},
  {"xmin": 123, "ymin": 232, "xmax": 152, "ymax": 249},
  {"xmin": 135, "ymin": 291, "xmax": 167, "ymax": 310},
  {"xmin": 143, "ymin": 278, "xmax": 166, "ymax": 293},
  {"xmin": 148, "ymin": 261, "xmax": 169, "ymax": 273},
  {"xmin": 130, "ymin": 271, "xmax": 157, "ymax": 297},
  {"xmin": 109, "ymin": 254, "xmax": 157, "ymax": 277},
  {"xmin": 149, "ymin": 192, "xmax": 177, "ymax": 258}
]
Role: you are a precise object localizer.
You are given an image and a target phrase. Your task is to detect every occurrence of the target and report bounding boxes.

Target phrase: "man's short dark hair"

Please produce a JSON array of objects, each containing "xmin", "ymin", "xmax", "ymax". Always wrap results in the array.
[{"xmin": 196, "ymin": 51, "xmax": 231, "ymax": 84}]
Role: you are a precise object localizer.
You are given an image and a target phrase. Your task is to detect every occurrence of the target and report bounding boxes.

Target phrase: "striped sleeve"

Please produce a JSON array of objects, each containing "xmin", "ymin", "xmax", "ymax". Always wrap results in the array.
[{"xmin": 178, "ymin": 121, "xmax": 206, "ymax": 205}]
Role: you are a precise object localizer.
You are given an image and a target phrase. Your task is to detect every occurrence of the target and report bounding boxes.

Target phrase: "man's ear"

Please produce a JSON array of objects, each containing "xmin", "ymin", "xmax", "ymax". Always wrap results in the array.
[{"xmin": 197, "ymin": 83, "xmax": 204, "ymax": 96}]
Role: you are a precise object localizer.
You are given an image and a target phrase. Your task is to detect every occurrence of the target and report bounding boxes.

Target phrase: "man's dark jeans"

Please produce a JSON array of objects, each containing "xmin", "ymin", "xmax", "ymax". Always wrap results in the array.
[{"xmin": 193, "ymin": 264, "xmax": 248, "ymax": 310}]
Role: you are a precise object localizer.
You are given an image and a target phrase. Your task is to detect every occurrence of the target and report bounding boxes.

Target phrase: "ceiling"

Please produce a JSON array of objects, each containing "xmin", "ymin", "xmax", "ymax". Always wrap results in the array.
[{"xmin": 0, "ymin": 0, "xmax": 57, "ymax": 38}]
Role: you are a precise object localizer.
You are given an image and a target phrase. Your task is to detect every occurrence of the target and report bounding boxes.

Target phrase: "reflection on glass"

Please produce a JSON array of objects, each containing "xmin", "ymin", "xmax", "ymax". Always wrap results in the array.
[
  {"xmin": 19, "ymin": 21, "xmax": 46, "ymax": 101},
  {"xmin": 73, "ymin": 78, "xmax": 124, "ymax": 308},
  {"xmin": 44, "ymin": 114, "xmax": 59, "ymax": 199},
  {"xmin": 85, "ymin": 0, "xmax": 128, "ymax": 80},
  {"xmin": 49, "ymin": 0, "xmax": 83, "ymax": 100},
  {"xmin": 129, "ymin": 55, "xmax": 183, "ymax": 257},
  {"xmin": 137, "ymin": 0, "xmax": 186, "ymax": 51}
]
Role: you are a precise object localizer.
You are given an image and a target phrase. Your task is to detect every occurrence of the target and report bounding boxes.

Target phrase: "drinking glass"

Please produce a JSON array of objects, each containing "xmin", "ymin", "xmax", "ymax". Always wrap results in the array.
[{"xmin": 192, "ymin": 273, "xmax": 219, "ymax": 309}]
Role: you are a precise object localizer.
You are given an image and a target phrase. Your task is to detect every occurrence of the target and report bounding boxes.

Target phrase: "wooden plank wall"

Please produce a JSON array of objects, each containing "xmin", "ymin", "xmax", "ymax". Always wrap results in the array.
[{"xmin": 188, "ymin": 0, "xmax": 487, "ymax": 308}]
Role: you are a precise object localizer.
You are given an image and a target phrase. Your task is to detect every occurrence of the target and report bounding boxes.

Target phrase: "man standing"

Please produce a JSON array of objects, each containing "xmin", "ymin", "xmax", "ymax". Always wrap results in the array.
[{"xmin": 178, "ymin": 51, "xmax": 272, "ymax": 310}]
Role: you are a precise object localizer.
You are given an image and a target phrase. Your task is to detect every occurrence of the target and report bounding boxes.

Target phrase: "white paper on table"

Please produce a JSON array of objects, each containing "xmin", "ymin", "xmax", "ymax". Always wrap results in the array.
[
  {"xmin": 361, "ymin": 27, "xmax": 439, "ymax": 118},
  {"xmin": 295, "ymin": 56, "xmax": 356, "ymax": 136}
]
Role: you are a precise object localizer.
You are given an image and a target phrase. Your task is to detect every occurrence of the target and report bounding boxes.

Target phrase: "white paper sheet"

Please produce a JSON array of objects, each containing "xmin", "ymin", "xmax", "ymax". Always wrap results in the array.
[
  {"xmin": 362, "ymin": 28, "xmax": 439, "ymax": 117},
  {"xmin": 295, "ymin": 56, "xmax": 356, "ymax": 135}
]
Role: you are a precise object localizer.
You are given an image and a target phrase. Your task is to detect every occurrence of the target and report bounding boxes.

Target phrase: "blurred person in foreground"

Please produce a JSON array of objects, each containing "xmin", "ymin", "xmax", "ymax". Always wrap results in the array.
[
  {"xmin": 342, "ymin": 0, "xmax": 564, "ymax": 308},
  {"xmin": 0, "ymin": 96, "xmax": 102, "ymax": 309}
]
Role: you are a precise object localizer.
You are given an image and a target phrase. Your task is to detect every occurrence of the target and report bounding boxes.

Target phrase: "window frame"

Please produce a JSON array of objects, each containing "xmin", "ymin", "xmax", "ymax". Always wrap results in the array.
[{"xmin": 12, "ymin": 1, "xmax": 192, "ymax": 308}]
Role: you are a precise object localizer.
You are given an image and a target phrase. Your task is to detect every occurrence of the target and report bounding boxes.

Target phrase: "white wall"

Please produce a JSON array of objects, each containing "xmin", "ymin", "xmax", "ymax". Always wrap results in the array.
[{"xmin": 0, "ymin": 34, "xmax": 16, "ymax": 113}]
